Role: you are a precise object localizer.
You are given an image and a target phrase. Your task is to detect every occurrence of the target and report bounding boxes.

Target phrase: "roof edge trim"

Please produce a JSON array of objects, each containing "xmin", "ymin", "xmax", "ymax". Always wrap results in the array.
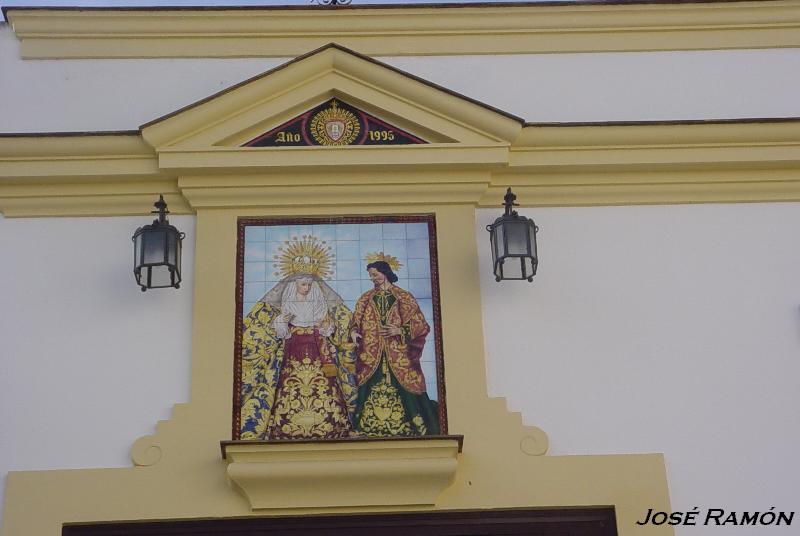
[{"xmin": 7, "ymin": 0, "xmax": 800, "ymax": 59}]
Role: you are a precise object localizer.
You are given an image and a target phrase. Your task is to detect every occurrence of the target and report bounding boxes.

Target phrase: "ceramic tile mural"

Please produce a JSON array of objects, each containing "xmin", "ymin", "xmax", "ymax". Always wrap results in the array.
[{"xmin": 234, "ymin": 215, "xmax": 446, "ymax": 440}]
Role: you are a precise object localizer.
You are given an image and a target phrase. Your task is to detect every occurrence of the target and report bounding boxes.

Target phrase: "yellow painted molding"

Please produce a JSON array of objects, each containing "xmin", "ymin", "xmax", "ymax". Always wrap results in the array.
[
  {"xmin": 515, "ymin": 119, "xmax": 800, "ymax": 148},
  {"xmin": 7, "ymin": 1, "xmax": 800, "ymax": 59},
  {"xmin": 482, "ymin": 177, "xmax": 800, "ymax": 207},
  {"xmin": 157, "ymin": 145, "xmax": 510, "ymax": 173},
  {"xmin": 0, "ymin": 192, "xmax": 192, "ymax": 218},
  {"xmin": 509, "ymin": 140, "xmax": 800, "ymax": 171},
  {"xmin": 131, "ymin": 435, "xmax": 163, "ymax": 467},
  {"xmin": 180, "ymin": 182, "xmax": 491, "ymax": 208},
  {"xmin": 0, "ymin": 133, "xmax": 148, "ymax": 158},
  {"xmin": 177, "ymin": 169, "xmax": 491, "ymax": 206},
  {"xmin": 222, "ymin": 438, "xmax": 461, "ymax": 510},
  {"xmin": 0, "ymin": 134, "xmax": 159, "ymax": 180},
  {"xmin": 140, "ymin": 45, "xmax": 522, "ymax": 149},
  {"xmin": 178, "ymin": 170, "xmax": 491, "ymax": 188},
  {"xmin": 0, "ymin": 134, "xmax": 190, "ymax": 217},
  {"xmin": 489, "ymin": 120, "xmax": 800, "ymax": 206},
  {"xmin": 4, "ymin": 120, "xmax": 800, "ymax": 216}
]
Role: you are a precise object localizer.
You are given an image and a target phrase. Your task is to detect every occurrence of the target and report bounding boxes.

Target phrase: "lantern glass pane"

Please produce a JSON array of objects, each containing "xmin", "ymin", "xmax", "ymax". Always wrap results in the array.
[
  {"xmin": 143, "ymin": 229, "xmax": 167, "ymax": 264},
  {"xmin": 506, "ymin": 221, "xmax": 529, "ymax": 255},
  {"xmin": 167, "ymin": 230, "xmax": 178, "ymax": 266},
  {"xmin": 495, "ymin": 223, "xmax": 504, "ymax": 257},
  {"xmin": 523, "ymin": 257, "xmax": 536, "ymax": 278},
  {"xmin": 502, "ymin": 258, "xmax": 524, "ymax": 279},
  {"xmin": 488, "ymin": 226, "xmax": 497, "ymax": 262},
  {"xmin": 134, "ymin": 234, "xmax": 143, "ymax": 268},
  {"xmin": 150, "ymin": 265, "xmax": 173, "ymax": 287},
  {"xmin": 175, "ymin": 239, "xmax": 183, "ymax": 272}
]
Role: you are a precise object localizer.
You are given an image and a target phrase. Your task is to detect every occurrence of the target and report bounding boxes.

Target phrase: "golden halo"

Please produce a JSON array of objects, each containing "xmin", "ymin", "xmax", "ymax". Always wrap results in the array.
[
  {"xmin": 274, "ymin": 235, "xmax": 334, "ymax": 279},
  {"xmin": 364, "ymin": 251, "xmax": 403, "ymax": 272}
]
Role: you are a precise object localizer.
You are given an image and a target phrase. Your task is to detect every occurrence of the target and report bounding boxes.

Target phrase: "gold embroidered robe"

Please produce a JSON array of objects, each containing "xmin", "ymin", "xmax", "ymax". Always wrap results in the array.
[
  {"xmin": 239, "ymin": 302, "xmax": 357, "ymax": 440},
  {"xmin": 350, "ymin": 285, "xmax": 429, "ymax": 394}
]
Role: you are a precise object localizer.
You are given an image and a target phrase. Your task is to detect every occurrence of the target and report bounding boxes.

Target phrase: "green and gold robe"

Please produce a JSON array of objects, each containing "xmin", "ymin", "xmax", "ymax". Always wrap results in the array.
[{"xmin": 350, "ymin": 286, "xmax": 440, "ymax": 436}]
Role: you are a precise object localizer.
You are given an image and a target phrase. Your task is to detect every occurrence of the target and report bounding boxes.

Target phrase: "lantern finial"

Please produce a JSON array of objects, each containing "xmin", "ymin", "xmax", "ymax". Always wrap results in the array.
[
  {"xmin": 503, "ymin": 187, "xmax": 518, "ymax": 216},
  {"xmin": 152, "ymin": 194, "xmax": 169, "ymax": 224}
]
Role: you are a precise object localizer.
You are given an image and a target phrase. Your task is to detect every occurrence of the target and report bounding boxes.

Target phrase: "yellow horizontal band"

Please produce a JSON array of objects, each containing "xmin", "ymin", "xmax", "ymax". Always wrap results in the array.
[{"xmin": 7, "ymin": 1, "xmax": 800, "ymax": 59}]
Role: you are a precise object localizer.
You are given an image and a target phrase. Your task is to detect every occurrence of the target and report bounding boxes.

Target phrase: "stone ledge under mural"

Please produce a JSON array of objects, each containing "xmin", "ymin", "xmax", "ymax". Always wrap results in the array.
[{"xmin": 221, "ymin": 436, "xmax": 463, "ymax": 510}]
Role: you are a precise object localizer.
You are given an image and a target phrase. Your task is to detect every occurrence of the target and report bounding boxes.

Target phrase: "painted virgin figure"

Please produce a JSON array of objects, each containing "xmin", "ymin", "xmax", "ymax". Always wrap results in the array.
[
  {"xmin": 239, "ymin": 238, "xmax": 357, "ymax": 439},
  {"xmin": 349, "ymin": 257, "xmax": 440, "ymax": 436}
]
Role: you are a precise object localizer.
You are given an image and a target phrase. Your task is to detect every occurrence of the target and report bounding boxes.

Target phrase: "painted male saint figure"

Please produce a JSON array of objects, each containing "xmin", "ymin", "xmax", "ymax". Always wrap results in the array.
[{"xmin": 349, "ymin": 257, "xmax": 440, "ymax": 436}]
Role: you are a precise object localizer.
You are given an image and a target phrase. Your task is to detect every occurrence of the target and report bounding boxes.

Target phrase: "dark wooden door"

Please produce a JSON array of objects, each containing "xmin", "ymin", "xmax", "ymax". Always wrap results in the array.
[{"xmin": 63, "ymin": 507, "xmax": 617, "ymax": 536}]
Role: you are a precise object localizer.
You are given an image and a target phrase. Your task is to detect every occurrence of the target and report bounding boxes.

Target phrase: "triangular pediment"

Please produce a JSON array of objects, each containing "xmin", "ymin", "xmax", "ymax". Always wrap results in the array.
[
  {"xmin": 139, "ymin": 44, "xmax": 522, "ymax": 173},
  {"xmin": 244, "ymin": 98, "xmax": 428, "ymax": 147}
]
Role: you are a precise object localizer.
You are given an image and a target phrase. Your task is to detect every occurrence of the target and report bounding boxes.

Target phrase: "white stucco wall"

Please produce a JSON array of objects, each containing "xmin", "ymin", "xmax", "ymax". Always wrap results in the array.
[
  {"xmin": 0, "ymin": 214, "xmax": 195, "ymax": 521},
  {"xmin": 4, "ymin": 23, "xmax": 800, "ymax": 132},
  {"xmin": 477, "ymin": 203, "xmax": 800, "ymax": 535}
]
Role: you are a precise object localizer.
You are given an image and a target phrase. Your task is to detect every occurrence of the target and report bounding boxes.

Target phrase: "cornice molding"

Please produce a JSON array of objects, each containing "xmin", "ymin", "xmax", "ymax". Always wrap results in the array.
[
  {"xmin": 0, "ymin": 193, "xmax": 191, "ymax": 218},
  {"xmin": 179, "ymin": 181, "xmax": 492, "ymax": 209},
  {"xmin": 157, "ymin": 145, "xmax": 510, "ymax": 173},
  {"xmin": 3, "ymin": 121, "xmax": 800, "ymax": 216},
  {"xmin": 508, "ymin": 121, "xmax": 800, "ymax": 172},
  {"xmin": 515, "ymin": 119, "xmax": 800, "ymax": 148},
  {"xmin": 0, "ymin": 134, "xmax": 189, "ymax": 217},
  {"xmin": 0, "ymin": 134, "xmax": 159, "ymax": 180},
  {"xmin": 7, "ymin": 1, "xmax": 800, "ymax": 59},
  {"xmin": 488, "ymin": 120, "xmax": 800, "ymax": 206},
  {"xmin": 483, "ymin": 168, "xmax": 800, "ymax": 207}
]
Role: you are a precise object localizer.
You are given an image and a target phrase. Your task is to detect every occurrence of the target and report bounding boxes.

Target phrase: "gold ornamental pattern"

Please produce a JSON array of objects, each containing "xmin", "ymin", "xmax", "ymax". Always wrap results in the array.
[
  {"xmin": 274, "ymin": 235, "xmax": 334, "ymax": 279},
  {"xmin": 268, "ymin": 355, "xmax": 352, "ymax": 438},
  {"xmin": 357, "ymin": 360, "xmax": 414, "ymax": 436},
  {"xmin": 351, "ymin": 287, "xmax": 429, "ymax": 394},
  {"xmin": 309, "ymin": 100, "xmax": 360, "ymax": 146}
]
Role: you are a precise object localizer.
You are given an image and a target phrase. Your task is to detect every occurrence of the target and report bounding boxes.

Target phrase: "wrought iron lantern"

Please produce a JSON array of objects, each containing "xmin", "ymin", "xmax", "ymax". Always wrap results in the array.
[
  {"xmin": 486, "ymin": 188, "xmax": 539, "ymax": 282},
  {"xmin": 132, "ymin": 195, "xmax": 185, "ymax": 291}
]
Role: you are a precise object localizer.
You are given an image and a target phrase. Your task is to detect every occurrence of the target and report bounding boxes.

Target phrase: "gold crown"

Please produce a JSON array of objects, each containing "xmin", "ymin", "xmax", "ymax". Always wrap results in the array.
[
  {"xmin": 364, "ymin": 251, "xmax": 403, "ymax": 272},
  {"xmin": 274, "ymin": 235, "xmax": 334, "ymax": 279}
]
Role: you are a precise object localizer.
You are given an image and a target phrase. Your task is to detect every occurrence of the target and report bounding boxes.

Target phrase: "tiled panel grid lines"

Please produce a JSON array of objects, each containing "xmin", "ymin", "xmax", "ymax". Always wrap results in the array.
[{"xmin": 243, "ymin": 222, "xmax": 438, "ymax": 399}]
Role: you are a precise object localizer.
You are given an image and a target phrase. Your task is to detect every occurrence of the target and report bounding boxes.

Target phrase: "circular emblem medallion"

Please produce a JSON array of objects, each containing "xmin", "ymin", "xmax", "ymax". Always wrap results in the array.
[{"xmin": 309, "ymin": 100, "xmax": 360, "ymax": 146}]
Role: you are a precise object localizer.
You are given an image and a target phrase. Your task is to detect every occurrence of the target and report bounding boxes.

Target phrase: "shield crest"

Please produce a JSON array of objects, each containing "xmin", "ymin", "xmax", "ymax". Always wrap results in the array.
[{"xmin": 325, "ymin": 120, "xmax": 346, "ymax": 141}]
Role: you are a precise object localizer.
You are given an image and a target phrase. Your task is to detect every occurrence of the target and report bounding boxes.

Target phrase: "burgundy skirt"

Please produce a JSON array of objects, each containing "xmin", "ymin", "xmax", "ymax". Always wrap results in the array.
[{"xmin": 267, "ymin": 327, "xmax": 352, "ymax": 439}]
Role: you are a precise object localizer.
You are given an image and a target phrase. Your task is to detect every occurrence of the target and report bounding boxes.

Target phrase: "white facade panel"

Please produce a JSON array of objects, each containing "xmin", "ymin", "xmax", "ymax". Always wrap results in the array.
[
  {"xmin": 3, "ymin": 22, "xmax": 800, "ymax": 132},
  {"xmin": 0, "ymin": 214, "xmax": 195, "ymax": 518},
  {"xmin": 478, "ymin": 203, "xmax": 800, "ymax": 534}
]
